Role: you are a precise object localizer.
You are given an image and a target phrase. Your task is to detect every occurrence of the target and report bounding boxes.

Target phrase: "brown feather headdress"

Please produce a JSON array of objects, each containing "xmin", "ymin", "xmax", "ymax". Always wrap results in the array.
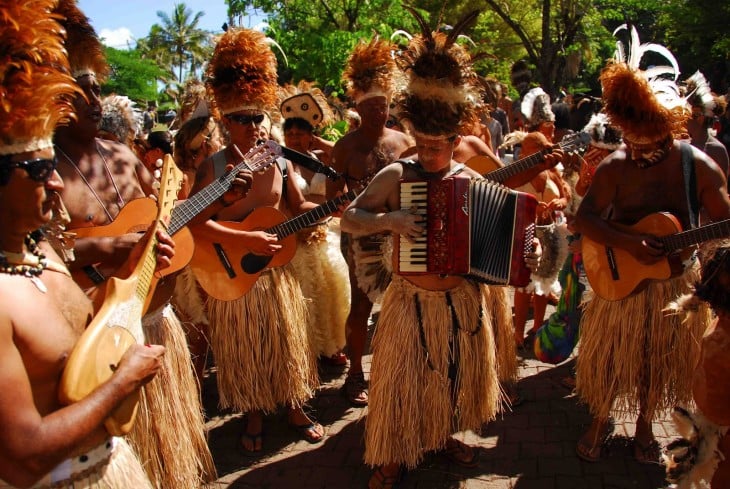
[
  {"xmin": 0, "ymin": 0, "xmax": 80, "ymax": 155},
  {"xmin": 179, "ymin": 79, "xmax": 210, "ymax": 123},
  {"xmin": 343, "ymin": 37, "xmax": 399, "ymax": 105},
  {"xmin": 54, "ymin": 0, "xmax": 109, "ymax": 81},
  {"xmin": 396, "ymin": 6, "xmax": 482, "ymax": 137},
  {"xmin": 600, "ymin": 24, "xmax": 686, "ymax": 144},
  {"xmin": 205, "ymin": 28, "xmax": 279, "ymax": 116}
]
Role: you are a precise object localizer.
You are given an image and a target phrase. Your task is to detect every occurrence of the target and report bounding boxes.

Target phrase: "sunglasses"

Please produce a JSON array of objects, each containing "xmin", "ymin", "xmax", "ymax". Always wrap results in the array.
[
  {"xmin": 0, "ymin": 156, "xmax": 58, "ymax": 185},
  {"xmin": 227, "ymin": 113, "xmax": 265, "ymax": 126}
]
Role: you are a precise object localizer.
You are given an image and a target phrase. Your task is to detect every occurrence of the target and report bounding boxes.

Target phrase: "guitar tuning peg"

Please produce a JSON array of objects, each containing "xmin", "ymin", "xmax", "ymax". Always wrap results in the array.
[
  {"xmin": 155, "ymin": 158, "xmax": 163, "ymax": 169},
  {"xmin": 152, "ymin": 180, "xmax": 161, "ymax": 190},
  {"xmin": 154, "ymin": 169, "xmax": 161, "ymax": 179}
]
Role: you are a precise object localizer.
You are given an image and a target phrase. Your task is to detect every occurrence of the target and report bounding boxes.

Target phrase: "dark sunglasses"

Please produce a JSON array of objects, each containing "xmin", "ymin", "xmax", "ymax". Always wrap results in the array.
[
  {"xmin": 227, "ymin": 113, "xmax": 265, "ymax": 125},
  {"xmin": 0, "ymin": 156, "xmax": 58, "ymax": 186}
]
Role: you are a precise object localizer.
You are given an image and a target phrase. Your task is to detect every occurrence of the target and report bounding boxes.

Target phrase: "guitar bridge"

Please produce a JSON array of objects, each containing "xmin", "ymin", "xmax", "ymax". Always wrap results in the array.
[{"xmin": 213, "ymin": 243, "xmax": 237, "ymax": 278}]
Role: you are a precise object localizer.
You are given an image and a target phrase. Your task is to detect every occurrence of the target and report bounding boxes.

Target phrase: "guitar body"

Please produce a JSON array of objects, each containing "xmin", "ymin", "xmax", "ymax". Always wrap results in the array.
[
  {"xmin": 582, "ymin": 212, "xmax": 684, "ymax": 301},
  {"xmin": 465, "ymin": 155, "xmax": 501, "ymax": 175},
  {"xmin": 59, "ymin": 275, "xmax": 142, "ymax": 435},
  {"xmin": 190, "ymin": 207, "xmax": 298, "ymax": 301},
  {"xmin": 70, "ymin": 197, "xmax": 195, "ymax": 302}
]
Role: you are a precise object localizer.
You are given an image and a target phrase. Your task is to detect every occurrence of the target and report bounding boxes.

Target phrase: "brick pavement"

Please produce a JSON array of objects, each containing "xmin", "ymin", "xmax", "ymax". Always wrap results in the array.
[{"xmin": 202, "ymin": 318, "xmax": 677, "ymax": 489}]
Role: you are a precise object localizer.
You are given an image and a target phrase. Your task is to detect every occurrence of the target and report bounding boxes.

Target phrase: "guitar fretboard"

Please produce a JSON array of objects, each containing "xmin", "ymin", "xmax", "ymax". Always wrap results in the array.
[
  {"xmin": 168, "ymin": 141, "xmax": 280, "ymax": 236},
  {"xmin": 661, "ymin": 218, "xmax": 730, "ymax": 252},
  {"xmin": 266, "ymin": 190, "xmax": 357, "ymax": 239}
]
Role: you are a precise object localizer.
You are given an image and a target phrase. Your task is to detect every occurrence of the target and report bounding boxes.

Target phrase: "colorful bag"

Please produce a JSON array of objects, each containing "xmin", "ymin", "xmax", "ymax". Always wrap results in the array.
[{"xmin": 533, "ymin": 247, "xmax": 584, "ymax": 364}]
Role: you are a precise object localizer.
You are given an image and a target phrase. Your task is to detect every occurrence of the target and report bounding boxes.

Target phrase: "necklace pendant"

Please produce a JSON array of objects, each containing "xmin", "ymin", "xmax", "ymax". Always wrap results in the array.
[{"xmin": 29, "ymin": 276, "xmax": 47, "ymax": 293}]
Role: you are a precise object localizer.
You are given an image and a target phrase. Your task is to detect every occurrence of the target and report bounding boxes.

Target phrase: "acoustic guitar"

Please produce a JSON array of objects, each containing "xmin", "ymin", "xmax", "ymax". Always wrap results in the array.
[
  {"xmin": 466, "ymin": 131, "xmax": 591, "ymax": 183},
  {"xmin": 191, "ymin": 190, "xmax": 357, "ymax": 301},
  {"xmin": 70, "ymin": 140, "xmax": 282, "ymax": 303},
  {"xmin": 59, "ymin": 154, "xmax": 182, "ymax": 436},
  {"xmin": 582, "ymin": 212, "xmax": 730, "ymax": 301}
]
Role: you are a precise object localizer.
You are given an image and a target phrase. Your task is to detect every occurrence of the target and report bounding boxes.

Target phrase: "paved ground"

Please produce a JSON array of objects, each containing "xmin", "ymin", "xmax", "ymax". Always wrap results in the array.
[{"xmin": 201, "ymin": 311, "xmax": 678, "ymax": 489}]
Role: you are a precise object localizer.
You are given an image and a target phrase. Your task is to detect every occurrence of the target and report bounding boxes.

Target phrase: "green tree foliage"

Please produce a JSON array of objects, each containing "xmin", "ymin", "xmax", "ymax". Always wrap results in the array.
[
  {"xmin": 139, "ymin": 3, "xmax": 214, "ymax": 85},
  {"xmin": 104, "ymin": 47, "xmax": 167, "ymax": 102}
]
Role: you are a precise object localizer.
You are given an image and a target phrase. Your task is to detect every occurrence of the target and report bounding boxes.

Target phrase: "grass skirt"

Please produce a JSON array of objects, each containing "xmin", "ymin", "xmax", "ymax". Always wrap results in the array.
[
  {"xmin": 0, "ymin": 438, "xmax": 152, "ymax": 489},
  {"xmin": 128, "ymin": 304, "xmax": 216, "ymax": 488},
  {"xmin": 365, "ymin": 275, "xmax": 500, "ymax": 468},
  {"xmin": 206, "ymin": 265, "xmax": 317, "ymax": 412},
  {"xmin": 290, "ymin": 220, "xmax": 349, "ymax": 357},
  {"xmin": 485, "ymin": 286, "xmax": 518, "ymax": 383},
  {"xmin": 576, "ymin": 265, "xmax": 709, "ymax": 421}
]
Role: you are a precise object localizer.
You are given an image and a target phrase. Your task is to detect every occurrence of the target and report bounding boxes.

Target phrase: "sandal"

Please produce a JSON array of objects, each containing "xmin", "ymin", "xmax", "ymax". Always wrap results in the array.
[
  {"xmin": 576, "ymin": 422, "xmax": 614, "ymax": 463},
  {"xmin": 289, "ymin": 420, "xmax": 325, "ymax": 444},
  {"xmin": 341, "ymin": 371, "xmax": 368, "ymax": 406},
  {"xmin": 368, "ymin": 465, "xmax": 404, "ymax": 489},
  {"xmin": 634, "ymin": 438, "xmax": 661, "ymax": 465},
  {"xmin": 442, "ymin": 438, "xmax": 479, "ymax": 468},
  {"xmin": 240, "ymin": 431, "xmax": 263, "ymax": 455}
]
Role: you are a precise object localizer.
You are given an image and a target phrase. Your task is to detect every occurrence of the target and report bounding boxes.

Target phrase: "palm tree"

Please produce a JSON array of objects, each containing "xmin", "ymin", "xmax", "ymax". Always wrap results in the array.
[{"xmin": 140, "ymin": 3, "xmax": 213, "ymax": 84}]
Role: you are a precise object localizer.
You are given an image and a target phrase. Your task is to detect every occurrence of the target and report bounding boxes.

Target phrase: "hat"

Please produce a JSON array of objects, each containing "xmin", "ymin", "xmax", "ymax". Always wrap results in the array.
[
  {"xmin": 205, "ymin": 28, "xmax": 279, "ymax": 116},
  {"xmin": 179, "ymin": 79, "xmax": 210, "ymax": 123},
  {"xmin": 581, "ymin": 112, "xmax": 623, "ymax": 150},
  {"xmin": 343, "ymin": 37, "xmax": 399, "ymax": 105},
  {"xmin": 54, "ymin": 0, "xmax": 109, "ymax": 82},
  {"xmin": 600, "ymin": 24, "xmax": 686, "ymax": 144},
  {"xmin": 395, "ymin": 7, "xmax": 482, "ymax": 138},
  {"xmin": 0, "ymin": 0, "xmax": 80, "ymax": 156},
  {"xmin": 521, "ymin": 87, "xmax": 555, "ymax": 129},
  {"xmin": 99, "ymin": 95, "xmax": 140, "ymax": 147},
  {"xmin": 280, "ymin": 92, "xmax": 326, "ymax": 128}
]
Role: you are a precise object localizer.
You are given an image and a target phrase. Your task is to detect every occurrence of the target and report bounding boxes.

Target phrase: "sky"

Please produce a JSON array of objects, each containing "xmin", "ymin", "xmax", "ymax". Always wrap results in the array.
[{"xmin": 78, "ymin": 0, "xmax": 267, "ymax": 49}]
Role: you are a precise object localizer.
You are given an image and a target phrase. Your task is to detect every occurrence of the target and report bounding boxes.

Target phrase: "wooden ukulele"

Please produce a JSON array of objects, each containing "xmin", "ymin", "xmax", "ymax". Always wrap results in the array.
[
  {"xmin": 467, "ymin": 131, "xmax": 591, "ymax": 183},
  {"xmin": 70, "ymin": 141, "xmax": 282, "ymax": 303},
  {"xmin": 59, "ymin": 154, "xmax": 182, "ymax": 436},
  {"xmin": 582, "ymin": 212, "xmax": 730, "ymax": 301},
  {"xmin": 191, "ymin": 190, "xmax": 357, "ymax": 301}
]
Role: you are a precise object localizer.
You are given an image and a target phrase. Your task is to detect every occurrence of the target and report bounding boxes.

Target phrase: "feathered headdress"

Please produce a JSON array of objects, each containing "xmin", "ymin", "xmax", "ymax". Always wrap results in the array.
[
  {"xmin": 0, "ymin": 0, "xmax": 80, "ymax": 156},
  {"xmin": 99, "ymin": 95, "xmax": 140, "ymax": 147},
  {"xmin": 206, "ymin": 28, "xmax": 279, "ymax": 116},
  {"xmin": 395, "ymin": 6, "xmax": 482, "ymax": 137},
  {"xmin": 54, "ymin": 0, "xmax": 109, "ymax": 82},
  {"xmin": 521, "ymin": 87, "xmax": 555, "ymax": 129},
  {"xmin": 179, "ymin": 79, "xmax": 211, "ymax": 123},
  {"xmin": 600, "ymin": 24, "xmax": 686, "ymax": 144},
  {"xmin": 343, "ymin": 37, "xmax": 399, "ymax": 105},
  {"xmin": 685, "ymin": 71, "xmax": 716, "ymax": 118}
]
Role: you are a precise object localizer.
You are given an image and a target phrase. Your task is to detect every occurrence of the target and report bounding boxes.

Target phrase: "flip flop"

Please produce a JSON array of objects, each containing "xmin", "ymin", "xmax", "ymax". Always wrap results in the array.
[
  {"xmin": 443, "ymin": 438, "xmax": 479, "ymax": 468},
  {"xmin": 576, "ymin": 422, "xmax": 614, "ymax": 463},
  {"xmin": 240, "ymin": 431, "xmax": 263, "ymax": 455},
  {"xmin": 368, "ymin": 465, "xmax": 404, "ymax": 489},
  {"xmin": 289, "ymin": 421, "xmax": 325, "ymax": 444}
]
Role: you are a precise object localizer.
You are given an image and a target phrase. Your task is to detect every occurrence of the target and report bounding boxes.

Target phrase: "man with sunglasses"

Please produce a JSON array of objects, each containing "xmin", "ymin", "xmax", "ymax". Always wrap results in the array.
[
  {"xmin": 0, "ymin": 3, "xmax": 175, "ymax": 486},
  {"xmin": 188, "ymin": 26, "xmax": 326, "ymax": 453}
]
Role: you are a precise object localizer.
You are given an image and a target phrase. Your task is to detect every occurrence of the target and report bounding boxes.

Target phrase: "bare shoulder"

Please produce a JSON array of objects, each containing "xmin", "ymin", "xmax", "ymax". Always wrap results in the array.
[{"xmin": 96, "ymin": 138, "xmax": 140, "ymax": 168}]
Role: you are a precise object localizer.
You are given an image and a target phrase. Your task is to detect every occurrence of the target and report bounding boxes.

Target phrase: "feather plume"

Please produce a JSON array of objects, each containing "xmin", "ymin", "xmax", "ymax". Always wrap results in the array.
[
  {"xmin": 685, "ymin": 71, "xmax": 716, "ymax": 117},
  {"xmin": 100, "ymin": 95, "xmax": 140, "ymax": 147},
  {"xmin": 54, "ymin": 0, "xmax": 109, "ymax": 81},
  {"xmin": 342, "ymin": 37, "xmax": 399, "ymax": 104},
  {"xmin": 0, "ymin": 0, "xmax": 80, "ymax": 155},
  {"xmin": 179, "ymin": 79, "xmax": 210, "ymax": 123},
  {"xmin": 601, "ymin": 25, "xmax": 686, "ymax": 143},
  {"xmin": 206, "ymin": 28, "xmax": 279, "ymax": 115},
  {"xmin": 521, "ymin": 87, "xmax": 555, "ymax": 128}
]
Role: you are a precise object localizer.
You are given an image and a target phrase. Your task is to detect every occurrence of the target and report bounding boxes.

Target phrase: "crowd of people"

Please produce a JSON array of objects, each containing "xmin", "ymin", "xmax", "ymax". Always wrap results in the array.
[{"xmin": 2, "ymin": 1, "xmax": 730, "ymax": 488}]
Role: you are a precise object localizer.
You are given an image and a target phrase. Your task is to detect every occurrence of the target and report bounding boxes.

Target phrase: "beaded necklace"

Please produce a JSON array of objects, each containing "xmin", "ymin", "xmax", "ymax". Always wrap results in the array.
[{"xmin": 0, "ymin": 234, "xmax": 48, "ymax": 292}]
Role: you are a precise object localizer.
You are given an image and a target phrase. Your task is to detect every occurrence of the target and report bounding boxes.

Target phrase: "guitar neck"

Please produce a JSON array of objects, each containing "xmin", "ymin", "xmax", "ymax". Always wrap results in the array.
[
  {"xmin": 266, "ymin": 190, "xmax": 356, "ymax": 239},
  {"xmin": 485, "ymin": 149, "xmax": 550, "ymax": 183},
  {"xmin": 168, "ymin": 142, "xmax": 280, "ymax": 235},
  {"xmin": 661, "ymin": 218, "xmax": 730, "ymax": 252}
]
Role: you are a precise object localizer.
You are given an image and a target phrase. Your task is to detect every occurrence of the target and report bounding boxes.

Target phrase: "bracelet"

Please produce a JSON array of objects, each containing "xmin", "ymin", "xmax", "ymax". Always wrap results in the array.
[{"xmin": 218, "ymin": 194, "xmax": 233, "ymax": 207}]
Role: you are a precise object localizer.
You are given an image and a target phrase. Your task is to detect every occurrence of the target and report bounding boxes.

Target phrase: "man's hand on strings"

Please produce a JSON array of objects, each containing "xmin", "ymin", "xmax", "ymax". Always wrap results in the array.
[{"xmin": 219, "ymin": 166, "xmax": 253, "ymax": 207}]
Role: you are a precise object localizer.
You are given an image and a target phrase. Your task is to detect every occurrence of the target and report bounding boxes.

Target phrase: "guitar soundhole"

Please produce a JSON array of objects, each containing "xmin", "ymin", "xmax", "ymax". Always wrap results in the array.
[{"xmin": 241, "ymin": 253, "xmax": 273, "ymax": 274}]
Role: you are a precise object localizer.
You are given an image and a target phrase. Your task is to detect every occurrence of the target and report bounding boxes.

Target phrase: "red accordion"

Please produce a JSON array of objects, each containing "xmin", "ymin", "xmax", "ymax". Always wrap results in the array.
[{"xmin": 396, "ymin": 177, "xmax": 537, "ymax": 287}]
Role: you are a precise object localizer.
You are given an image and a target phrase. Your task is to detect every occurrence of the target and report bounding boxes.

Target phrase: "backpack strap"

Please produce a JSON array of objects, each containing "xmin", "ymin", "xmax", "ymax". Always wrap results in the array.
[
  {"xmin": 277, "ymin": 156, "xmax": 288, "ymax": 200},
  {"xmin": 680, "ymin": 141, "xmax": 699, "ymax": 230}
]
